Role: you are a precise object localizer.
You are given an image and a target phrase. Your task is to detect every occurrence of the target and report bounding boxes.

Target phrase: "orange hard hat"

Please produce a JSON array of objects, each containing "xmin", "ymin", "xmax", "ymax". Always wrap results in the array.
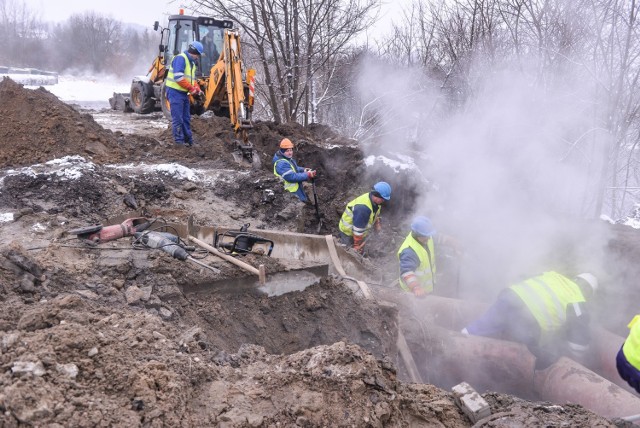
[{"xmin": 280, "ymin": 138, "xmax": 294, "ymax": 149}]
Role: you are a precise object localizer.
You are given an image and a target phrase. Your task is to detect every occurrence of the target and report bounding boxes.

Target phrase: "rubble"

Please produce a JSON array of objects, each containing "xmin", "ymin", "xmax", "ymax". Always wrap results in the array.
[{"xmin": 0, "ymin": 77, "xmax": 625, "ymax": 426}]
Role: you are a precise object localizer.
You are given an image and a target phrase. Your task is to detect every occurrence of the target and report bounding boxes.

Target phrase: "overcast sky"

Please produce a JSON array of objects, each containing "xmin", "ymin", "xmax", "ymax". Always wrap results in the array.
[
  {"xmin": 21, "ymin": 0, "xmax": 409, "ymax": 35},
  {"xmin": 22, "ymin": 0, "xmax": 183, "ymax": 27}
]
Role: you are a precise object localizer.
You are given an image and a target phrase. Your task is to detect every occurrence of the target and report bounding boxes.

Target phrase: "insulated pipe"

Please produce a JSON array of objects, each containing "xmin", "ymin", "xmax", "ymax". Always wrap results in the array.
[
  {"xmin": 591, "ymin": 325, "xmax": 637, "ymax": 394},
  {"xmin": 533, "ymin": 357, "xmax": 640, "ymax": 418},
  {"xmin": 411, "ymin": 295, "xmax": 489, "ymax": 330},
  {"xmin": 421, "ymin": 326, "xmax": 537, "ymax": 398}
]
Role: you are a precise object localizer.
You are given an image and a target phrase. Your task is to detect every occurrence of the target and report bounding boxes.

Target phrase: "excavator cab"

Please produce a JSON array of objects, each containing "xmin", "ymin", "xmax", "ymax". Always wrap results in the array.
[{"xmin": 163, "ymin": 16, "xmax": 231, "ymax": 79}]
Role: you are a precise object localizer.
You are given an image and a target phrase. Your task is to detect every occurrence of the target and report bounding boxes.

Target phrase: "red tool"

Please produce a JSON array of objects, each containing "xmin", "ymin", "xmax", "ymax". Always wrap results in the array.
[{"xmin": 69, "ymin": 217, "xmax": 151, "ymax": 244}]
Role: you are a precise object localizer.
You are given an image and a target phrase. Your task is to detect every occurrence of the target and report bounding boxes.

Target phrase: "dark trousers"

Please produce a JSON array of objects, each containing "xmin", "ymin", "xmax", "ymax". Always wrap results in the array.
[
  {"xmin": 617, "ymin": 345, "xmax": 640, "ymax": 394},
  {"xmin": 338, "ymin": 231, "xmax": 353, "ymax": 246},
  {"xmin": 167, "ymin": 87, "xmax": 192, "ymax": 145}
]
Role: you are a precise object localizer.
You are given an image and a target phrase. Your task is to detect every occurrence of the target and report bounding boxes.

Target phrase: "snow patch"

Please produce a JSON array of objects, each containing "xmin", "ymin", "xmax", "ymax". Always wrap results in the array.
[
  {"xmin": 106, "ymin": 163, "xmax": 248, "ymax": 185},
  {"xmin": 1, "ymin": 156, "xmax": 94, "ymax": 184},
  {"xmin": 0, "ymin": 212, "xmax": 14, "ymax": 223},
  {"xmin": 364, "ymin": 155, "xmax": 415, "ymax": 172},
  {"xmin": 31, "ymin": 223, "xmax": 47, "ymax": 232}
]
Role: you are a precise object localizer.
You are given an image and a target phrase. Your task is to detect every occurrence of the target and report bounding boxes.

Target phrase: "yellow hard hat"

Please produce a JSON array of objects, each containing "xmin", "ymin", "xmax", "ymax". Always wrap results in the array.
[{"xmin": 280, "ymin": 138, "xmax": 294, "ymax": 149}]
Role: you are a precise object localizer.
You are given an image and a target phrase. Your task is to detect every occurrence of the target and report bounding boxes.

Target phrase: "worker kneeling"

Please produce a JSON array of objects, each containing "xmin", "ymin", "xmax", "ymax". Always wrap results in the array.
[
  {"xmin": 272, "ymin": 138, "xmax": 316, "ymax": 203},
  {"xmin": 397, "ymin": 216, "xmax": 438, "ymax": 298},
  {"xmin": 617, "ymin": 315, "xmax": 640, "ymax": 394},
  {"xmin": 462, "ymin": 272, "xmax": 598, "ymax": 369},
  {"xmin": 273, "ymin": 138, "xmax": 316, "ymax": 232},
  {"xmin": 338, "ymin": 181, "xmax": 391, "ymax": 254}
]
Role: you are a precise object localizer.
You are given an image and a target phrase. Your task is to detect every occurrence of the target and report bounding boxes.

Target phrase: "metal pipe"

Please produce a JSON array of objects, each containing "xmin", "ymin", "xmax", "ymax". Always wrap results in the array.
[
  {"xmin": 591, "ymin": 325, "xmax": 637, "ymax": 394},
  {"xmin": 412, "ymin": 295, "xmax": 489, "ymax": 331},
  {"xmin": 533, "ymin": 356, "xmax": 640, "ymax": 418},
  {"xmin": 421, "ymin": 326, "xmax": 537, "ymax": 398}
]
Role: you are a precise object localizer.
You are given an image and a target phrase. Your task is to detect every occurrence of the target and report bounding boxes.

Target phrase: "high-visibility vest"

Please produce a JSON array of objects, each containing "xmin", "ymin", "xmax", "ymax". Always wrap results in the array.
[
  {"xmin": 273, "ymin": 158, "xmax": 300, "ymax": 193},
  {"xmin": 623, "ymin": 315, "xmax": 640, "ymax": 370},
  {"xmin": 510, "ymin": 271, "xmax": 586, "ymax": 333},
  {"xmin": 338, "ymin": 193, "xmax": 379, "ymax": 237},
  {"xmin": 397, "ymin": 233, "xmax": 436, "ymax": 293},
  {"xmin": 166, "ymin": 52, "xmax": 196, "ymax": 92}
]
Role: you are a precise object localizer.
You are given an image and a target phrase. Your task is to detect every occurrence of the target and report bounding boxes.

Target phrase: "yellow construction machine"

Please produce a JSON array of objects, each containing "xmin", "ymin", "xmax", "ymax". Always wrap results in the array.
[{"xmin": 109, "ymin": 10, "xmax": 258, "ymax": 166}]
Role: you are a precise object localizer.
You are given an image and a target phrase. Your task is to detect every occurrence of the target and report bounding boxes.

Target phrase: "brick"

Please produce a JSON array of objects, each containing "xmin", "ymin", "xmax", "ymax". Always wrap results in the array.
[{"xmin": 452, "ymin": 382, "xmax": 491, "ymax": 423}]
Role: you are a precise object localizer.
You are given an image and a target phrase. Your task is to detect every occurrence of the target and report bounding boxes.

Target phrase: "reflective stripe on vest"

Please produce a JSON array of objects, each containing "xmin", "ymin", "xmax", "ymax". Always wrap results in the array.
[
  {"xmin": 397, "ymin": 233, "xmax": 436, "ymax": 293},
  {"xmin": 273, "ymin": 158, "xmax": 300, "ymax": 193},
  {"xmin": 338, "ymin": 193, "xmax": 379, "ymax": 237},
  {"xmin": 166, "ymin": 52, "xmax": 196, "ymax": 92},
  {"xmin": 623, "ymin": 315, "xmax": 640, "ymax": 370},
  {"xmin": 510, "ymin": 271, "xmax": 586, "ymax": 332}
]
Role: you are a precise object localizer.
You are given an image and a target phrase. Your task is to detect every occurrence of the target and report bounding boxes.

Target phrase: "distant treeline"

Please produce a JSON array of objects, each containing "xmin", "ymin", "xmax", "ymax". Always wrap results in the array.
[{"xmin": 0, "ymin": 1, "xmax": 157, "ymax": 77}]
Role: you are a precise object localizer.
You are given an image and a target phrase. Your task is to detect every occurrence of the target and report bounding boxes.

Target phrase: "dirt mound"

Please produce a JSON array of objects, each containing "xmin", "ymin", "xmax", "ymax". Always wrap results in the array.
[
  {"xmin": 0, "ymin": 78, "xmax": 626, "ymax": 427},
  {"xmin": 0, "ymin": 78, "xmax": 128, "ymax": 167}
]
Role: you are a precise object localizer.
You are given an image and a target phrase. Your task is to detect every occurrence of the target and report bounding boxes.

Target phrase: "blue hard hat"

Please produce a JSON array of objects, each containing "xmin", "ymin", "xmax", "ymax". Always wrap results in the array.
[
  {"xmin": 188, "ymin": 41, "xmax": 204, "ymax": 55},
  {"xmin": 411, "ymin": 216, "xmax": 436, "ymax": 237},
  {"xmin": 372, "ymin": 181, "xmax": 391, "ymax": 201}
]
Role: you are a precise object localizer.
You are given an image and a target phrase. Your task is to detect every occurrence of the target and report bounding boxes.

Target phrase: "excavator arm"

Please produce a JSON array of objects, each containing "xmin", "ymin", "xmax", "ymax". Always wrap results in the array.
[{"xmin": 201, "ymin": 29, "xmax": 255, "ymax": 144}]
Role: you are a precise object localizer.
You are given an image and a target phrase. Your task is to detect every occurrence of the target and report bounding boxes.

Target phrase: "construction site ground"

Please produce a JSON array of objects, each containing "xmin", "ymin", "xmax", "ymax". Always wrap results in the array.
[{"xmin": 0, "ymin": 77, "xmax": 633, "ymax": 427}]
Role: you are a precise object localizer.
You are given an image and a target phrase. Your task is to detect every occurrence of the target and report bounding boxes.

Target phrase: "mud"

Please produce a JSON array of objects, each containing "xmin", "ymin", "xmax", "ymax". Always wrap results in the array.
[{"xmin": 0, "ymin": 77, "xmax": 626, "ymax": 426}]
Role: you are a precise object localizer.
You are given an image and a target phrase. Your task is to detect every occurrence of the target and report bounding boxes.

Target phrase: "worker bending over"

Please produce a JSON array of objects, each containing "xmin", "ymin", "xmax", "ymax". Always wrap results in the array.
[
  {"xmin": 272, "ymin": 138, "xmax": 316, "ymax": 203},
  {"xmin": 617, "ymin": 315, "xmax": 640, "ymax": 394},
  {"xmin": 462, "ymin": 271, "xmax": 598, "ymax": 369},
  {"xmin": 338, "ymin": 181, "xmax": 391, "ymax": 254}
]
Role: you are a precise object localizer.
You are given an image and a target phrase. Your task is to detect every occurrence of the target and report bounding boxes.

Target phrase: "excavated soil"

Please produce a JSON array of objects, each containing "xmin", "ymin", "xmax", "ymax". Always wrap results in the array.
[{"xmin": 0, "ymin": 77, "xmax": 627, "ymax": 426}]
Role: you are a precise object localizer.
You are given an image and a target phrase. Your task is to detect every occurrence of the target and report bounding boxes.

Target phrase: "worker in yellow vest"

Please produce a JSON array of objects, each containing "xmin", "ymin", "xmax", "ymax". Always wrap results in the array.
[
  {"xmin": 462, "ymin": 271, "xmax": 598, "ymax": 369},
  {"xmin": 272, "ymin": 138, "xmax": 316, "ymax": 202},
  {"xmin": 165, "ymin": 41, "xmax": 204, "ymax": 146},
  {"xmin": 397, "ymin": 216, "xmax": 437, "ymax": 297},
  {"xmin": 338, "ymin": 182, "xmax": 391, "ymax": 253},
  {"xmin": 617, "ymin": 315, "xmax": 640, "ymax": 393}
]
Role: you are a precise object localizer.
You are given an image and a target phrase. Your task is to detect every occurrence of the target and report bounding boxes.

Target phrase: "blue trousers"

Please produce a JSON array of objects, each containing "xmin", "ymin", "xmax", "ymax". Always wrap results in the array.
[
  {"xmin": 465, "ymin": 288, "xmax": 540, "ymax": 348},
  {"xmin": 166, "ymin": 87, "xmax": 192, "ymax": 145},
  {"xmin": 617, "ymin": 345, "xmax": 640, "ymax": 393}
]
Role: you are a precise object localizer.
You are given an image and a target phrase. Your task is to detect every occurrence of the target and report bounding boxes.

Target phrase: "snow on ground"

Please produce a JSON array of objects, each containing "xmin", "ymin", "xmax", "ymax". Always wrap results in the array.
[
  {"xmin": 27, "ymin": 75, "xmax": 130, "ymax": 110},
  {"xmin": 24, "ymin": 75, "xmax": 169, "ymax": 134}
]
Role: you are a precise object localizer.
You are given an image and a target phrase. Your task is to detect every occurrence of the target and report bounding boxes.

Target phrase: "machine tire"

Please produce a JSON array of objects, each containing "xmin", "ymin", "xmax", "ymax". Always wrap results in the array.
[
  {"xmin": 160, "ymin": 83, "xmax": 172, "ymax": 121},
  {"xmin": 130, "ymin": 81, "xmax": 155, "ymax": 114}
]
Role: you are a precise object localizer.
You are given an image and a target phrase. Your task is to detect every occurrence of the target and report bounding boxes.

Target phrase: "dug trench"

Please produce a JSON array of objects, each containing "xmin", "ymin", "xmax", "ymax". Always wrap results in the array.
[{"xmin": 0, "ymin": 76, "xmax": 635, "ymax": 426}]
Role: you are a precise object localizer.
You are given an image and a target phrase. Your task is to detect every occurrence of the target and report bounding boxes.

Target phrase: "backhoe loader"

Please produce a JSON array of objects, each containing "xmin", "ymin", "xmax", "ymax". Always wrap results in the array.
[{"xmin": 109, "ymin": 10, "xmax": 258, "ymax": 167}]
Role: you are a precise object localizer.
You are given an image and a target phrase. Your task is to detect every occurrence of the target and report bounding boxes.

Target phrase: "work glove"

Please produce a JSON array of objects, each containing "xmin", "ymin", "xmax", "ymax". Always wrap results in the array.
[
  {"xmin": 412, "ymin": 286, "xmax": 427, "ymax": 298},
  {"xmin": 374, "ymin": 217, "xmax": 382, "ymax": 232},
  {"xmin": 352, "ymin": 235, "xmax": 365, "ymax": 254},
  {"xmin": 403, "ymin": 272, "xmax": 425, "ymax": 298},
  {"xmin": 306, "ymin": 170, "xmax": 317, "ymax": 179}
]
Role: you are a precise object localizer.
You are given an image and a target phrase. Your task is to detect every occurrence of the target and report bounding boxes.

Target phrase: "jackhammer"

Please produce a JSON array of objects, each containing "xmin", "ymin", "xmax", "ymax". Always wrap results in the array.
[
  {"xmin": 134, "ymin": 231, "xmax": 220, "ymax": 274},
  {"xmin": 69, "ymin": 217, "xmax": 151, "ymax": 244}
]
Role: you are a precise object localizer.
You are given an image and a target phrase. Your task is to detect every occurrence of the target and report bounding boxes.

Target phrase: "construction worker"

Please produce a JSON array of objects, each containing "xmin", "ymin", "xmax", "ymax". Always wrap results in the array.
[
  {"xmin": 272, "ymin": 138, "xmax": 316, "ymax": 203},
  {"xmin": 338, "ymin": 181, "xmax": 391, "ymax": 253},
  {"xmin": 461, "ymin": 272, "xmax": 598, "ymax": 369},
  {"xmin": 616, "ymin": 315, "xmax": 640, "ymax": 394},
  {"xmin": 397, "ymin": 216, "xmax": 437, "ymax": 297},
  {"xmin": 165, "ymin": 41, "xmax": 204, "ymax": 146}
]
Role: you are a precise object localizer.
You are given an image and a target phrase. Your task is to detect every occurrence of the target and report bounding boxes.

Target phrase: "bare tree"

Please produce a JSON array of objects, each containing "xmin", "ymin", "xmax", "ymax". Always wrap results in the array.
[
  {"xmin": 188, "ymin": 0, "xmax": 379, "ymax": 124},
  {"xmin": 371, "ymin": 0, "xmax": 640, "ymax": 219},
  {"xmin": 0, "ymin": 0, "xmax": 45, "ymax": 66},
  {"xmin": 53, "ymin": 12, "xmax": 125, "ymax": 73}
]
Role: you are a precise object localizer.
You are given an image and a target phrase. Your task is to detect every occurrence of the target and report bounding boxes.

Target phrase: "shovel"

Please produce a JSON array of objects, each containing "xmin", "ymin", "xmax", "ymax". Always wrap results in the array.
[{"xmin": 311, "ymin": 178, "xmax": 324, "ymax": 233}]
